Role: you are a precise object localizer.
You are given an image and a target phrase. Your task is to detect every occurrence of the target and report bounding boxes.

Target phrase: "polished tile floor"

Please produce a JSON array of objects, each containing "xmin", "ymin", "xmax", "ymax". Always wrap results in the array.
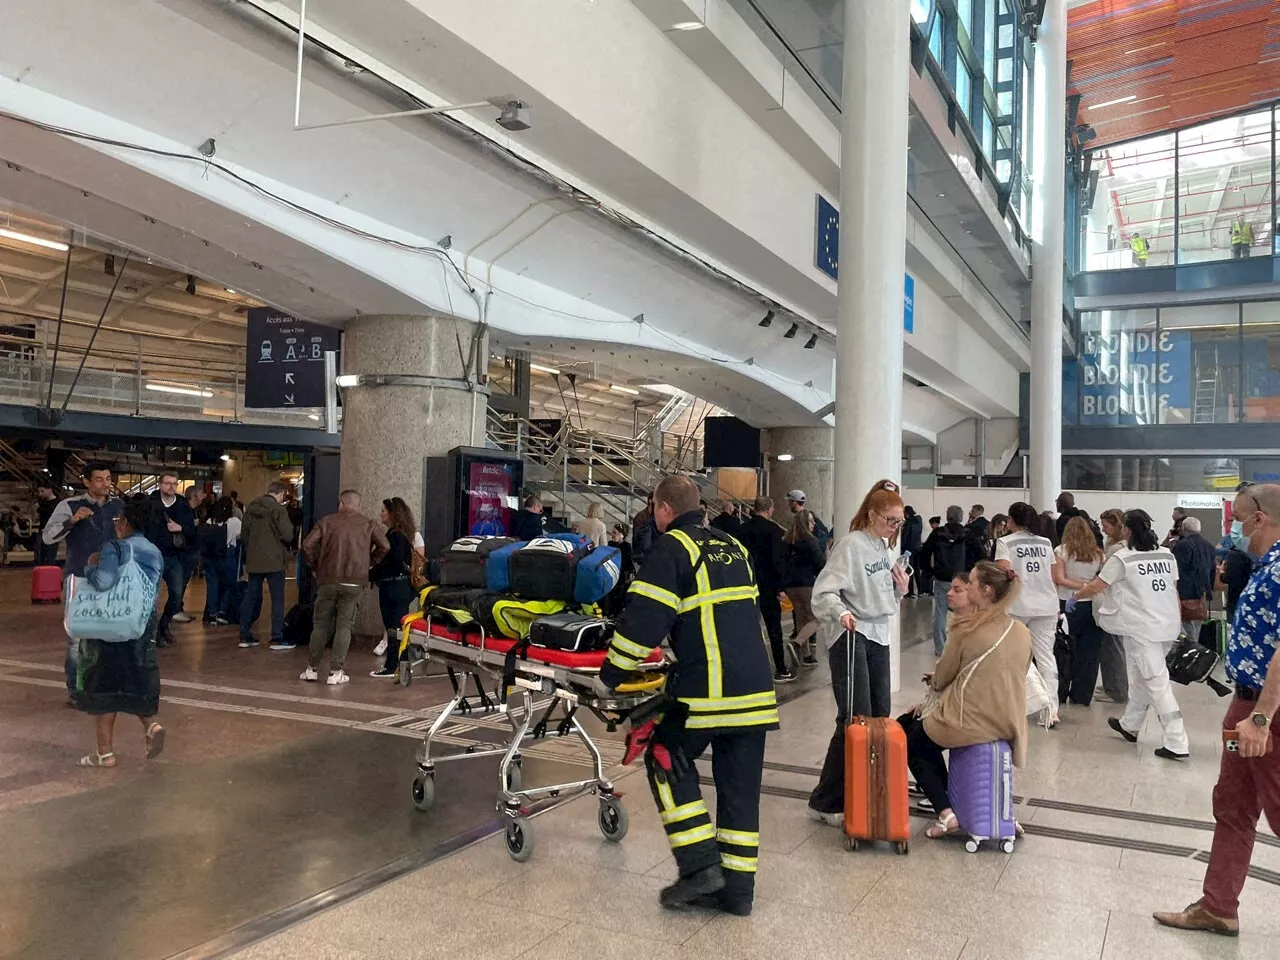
[{"xmin": 2, "ymin": 575, "xmax": 1276, "ymax": 960}]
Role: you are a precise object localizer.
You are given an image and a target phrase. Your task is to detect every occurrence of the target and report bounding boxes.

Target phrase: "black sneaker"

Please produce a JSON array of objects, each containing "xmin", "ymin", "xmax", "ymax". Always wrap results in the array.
[
  {"xmin": 659, "ymin": 866, "xmax": 725, "ymax": 909},
  {"xmin": 369, "ymin": 667, "xmax": 398, "ymax": 678},
  {"xmin": 801, "ymin": 653, "xmax": 819, "ymax": 666},
  {"xmin": 774, "ymin": 668, "xmax": 797, "ymax": 684},
  {"xmin": 686, "ymin": 892, "xmax": 753, "ymax": 916},
  {"xmin": 1107, "ymin": 717, "xmax": 1138, "ymax": 743},
  {"xmin": 1155, "ymin": 747, "xmax": 1189, "ymax": 762}
]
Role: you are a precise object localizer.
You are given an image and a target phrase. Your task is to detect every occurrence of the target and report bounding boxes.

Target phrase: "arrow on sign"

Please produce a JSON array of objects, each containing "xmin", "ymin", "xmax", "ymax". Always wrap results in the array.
[
  {"xmin": 284, "ymin": 394, "xmax": 295, "ymax": 405},
  {"xmin": 285, "ymin": 372, "xmax": 295, "ymax": 384}
]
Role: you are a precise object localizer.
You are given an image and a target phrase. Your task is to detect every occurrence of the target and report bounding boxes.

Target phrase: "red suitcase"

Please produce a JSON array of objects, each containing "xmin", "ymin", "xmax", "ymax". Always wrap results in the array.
[{"xmin": 31, "ymin": 565, "xmax": 62, "ymax": 604}]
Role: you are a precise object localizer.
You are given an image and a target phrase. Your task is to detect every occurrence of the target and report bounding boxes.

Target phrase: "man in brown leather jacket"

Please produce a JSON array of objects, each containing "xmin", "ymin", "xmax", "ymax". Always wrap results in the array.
[{"xmin": 300, "ymin": 489, "xmax": 389, "ymax": 685}]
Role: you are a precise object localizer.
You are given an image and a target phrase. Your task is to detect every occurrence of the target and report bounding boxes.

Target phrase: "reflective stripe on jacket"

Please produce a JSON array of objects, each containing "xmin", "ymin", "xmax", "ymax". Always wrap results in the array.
[{"xmin": 600, "ymin": 510, "xmax": 779, "ymax": 730}]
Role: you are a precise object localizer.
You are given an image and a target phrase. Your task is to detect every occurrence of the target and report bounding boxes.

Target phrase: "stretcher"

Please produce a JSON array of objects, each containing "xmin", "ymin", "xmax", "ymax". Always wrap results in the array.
[{"xmin": 402, "ymin": 615, "xmax": 667, "ymax": 861}]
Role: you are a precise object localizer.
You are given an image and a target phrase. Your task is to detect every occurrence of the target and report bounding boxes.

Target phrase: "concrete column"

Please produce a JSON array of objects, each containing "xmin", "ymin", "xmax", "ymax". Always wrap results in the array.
[
  {"xmin": 833, "ymin": 0, "xmax": 910, "ymax": 531},
  {"xmin": 767, "ymin": 427, "xmax": 835, "ymax": 530},
  {"xmin": 339, "ymin": 314, "xmax": 486, "ymax": 524},
  {"xmin": 1029, "ymin": 0, "xmax": 1068, "ymax": 511}
]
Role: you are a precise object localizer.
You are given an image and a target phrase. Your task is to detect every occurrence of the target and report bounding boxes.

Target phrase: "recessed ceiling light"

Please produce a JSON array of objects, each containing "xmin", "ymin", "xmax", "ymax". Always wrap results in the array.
[
  {"xmin": 610, "ymin": 384, "xmax": 640, "ymax": 395},
  {"xmin": 225, "ymin": 287, "xmax": 237, "ymax": 294},
  {"xmin": 530, "ymin": 363, "xmax": 561, "ymax": 375},
  {"xmin": 937, "ymin": 192, "xmax": 946, "ymax": 198},
  {"xmin": 671, "ymin": 21, "xmax": 704, "ymax": 31},
  {"xmin": 1091, "ymin": 94, "xmax": 1137, "ymax": 110}
]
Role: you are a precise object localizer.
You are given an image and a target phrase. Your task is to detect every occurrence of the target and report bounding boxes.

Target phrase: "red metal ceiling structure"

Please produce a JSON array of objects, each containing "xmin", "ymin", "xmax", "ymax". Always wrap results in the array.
[{"xmin": 1067, "ymin": 0, "xmax": 1280, "ymax": 146}]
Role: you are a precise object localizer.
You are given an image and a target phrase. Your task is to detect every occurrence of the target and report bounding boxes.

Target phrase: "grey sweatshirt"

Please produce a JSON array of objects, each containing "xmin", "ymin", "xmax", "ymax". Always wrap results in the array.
[{"xmin": 811, "ymin": 530, "xmax": 904, "ymax": 650}]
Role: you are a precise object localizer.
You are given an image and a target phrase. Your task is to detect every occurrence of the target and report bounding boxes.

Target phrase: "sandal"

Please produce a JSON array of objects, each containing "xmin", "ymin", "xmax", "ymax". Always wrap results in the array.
[
  {"xmin": 926, "ymin": 809, "xmax": 960, "ymax": 839},
  {"xmin": 145, "ymin": 723, "xmax": 166, "ymax": 760},
  {"xmin": 78, "ymin": 752, "xmax": 116, "ymax": 767}
]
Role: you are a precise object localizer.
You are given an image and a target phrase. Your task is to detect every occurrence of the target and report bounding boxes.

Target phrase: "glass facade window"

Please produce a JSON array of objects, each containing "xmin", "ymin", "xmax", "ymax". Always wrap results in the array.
[
  {"xmin": 1063, "ymin": 456, "xmax": 1244, "ymax": 493},
  {"xmin": 1080, "ymin": 105, "xmax": 1277, "ymax": 271},
  {"xmin": 1242, "ymin": 302, "xmax": 1280, "ymax": 422}
]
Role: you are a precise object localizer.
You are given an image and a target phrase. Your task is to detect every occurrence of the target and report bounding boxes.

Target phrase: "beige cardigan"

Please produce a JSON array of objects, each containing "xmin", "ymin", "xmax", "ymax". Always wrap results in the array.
[{"xmin": 922, "ymin": 613, "xmax": 1034, "ymax": 767}]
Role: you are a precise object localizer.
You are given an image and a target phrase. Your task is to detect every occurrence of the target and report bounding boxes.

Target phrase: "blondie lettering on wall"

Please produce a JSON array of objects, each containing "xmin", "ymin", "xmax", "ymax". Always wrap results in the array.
[{"xmin": 1078, "ymin": 328, "xmax": 1190, "ymax": 425}]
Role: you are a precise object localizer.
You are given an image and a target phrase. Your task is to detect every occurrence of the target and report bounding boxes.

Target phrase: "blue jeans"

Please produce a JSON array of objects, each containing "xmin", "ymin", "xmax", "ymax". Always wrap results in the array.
[
  {"xmin": 158, "ymin": 554, "xmax": 186, "ymax": 631},
  {"xmin": 241, "ymin": 570, "xmax": 285, "ymax": 642},
  {"xmin": 204, "ymin": 554, "xmax": 238, "ymax": 621},
  {"xmin": 932, "ymin": 579, "xmax": 950, "ymax": 657}
]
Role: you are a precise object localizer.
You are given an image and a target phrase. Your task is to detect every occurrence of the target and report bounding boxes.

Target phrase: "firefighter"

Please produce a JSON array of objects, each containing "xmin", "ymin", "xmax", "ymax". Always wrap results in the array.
[{"xmin": 596, "ymin": 474, "xmax": 778, "ymax": 917}]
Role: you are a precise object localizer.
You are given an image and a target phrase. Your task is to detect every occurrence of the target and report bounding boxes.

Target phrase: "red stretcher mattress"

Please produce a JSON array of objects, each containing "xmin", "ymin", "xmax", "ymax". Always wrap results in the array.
[{"xmin": 410, "ymin": 618, "xmax": 661, "ymax": 670}]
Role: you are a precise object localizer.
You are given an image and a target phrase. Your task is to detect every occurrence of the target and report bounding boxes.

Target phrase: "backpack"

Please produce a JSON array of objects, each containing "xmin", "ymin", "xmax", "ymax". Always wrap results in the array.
[
  {"xmin": 198, "ymin": 521, "xmax": 228, "ymax": 563},
  {"xmin": 934, "ymin": 531, "xmax": 969, "ymax": 580}
]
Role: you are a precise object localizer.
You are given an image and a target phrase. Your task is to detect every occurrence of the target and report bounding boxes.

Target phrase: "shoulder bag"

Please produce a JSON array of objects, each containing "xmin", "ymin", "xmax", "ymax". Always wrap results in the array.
[
  {"xmin": 919, "ymin": 620, "xmax": 1014, "ymax": 722},
  {"xmin": 64, "ymin": 540, "xmax": 159, "ymax": 642}
]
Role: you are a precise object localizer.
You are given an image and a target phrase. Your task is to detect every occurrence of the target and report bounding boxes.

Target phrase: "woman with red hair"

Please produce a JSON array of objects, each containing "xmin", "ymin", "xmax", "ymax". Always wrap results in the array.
[{"xmin": 806, "ymin": 479, "xmax": 911, "ymax": 826}]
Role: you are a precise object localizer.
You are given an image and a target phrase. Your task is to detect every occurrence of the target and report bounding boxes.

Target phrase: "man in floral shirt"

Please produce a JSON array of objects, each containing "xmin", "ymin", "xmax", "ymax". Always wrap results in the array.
[{"xmin": 1155, "ymin": 483, "xmax": 1280, "ymax": 937}]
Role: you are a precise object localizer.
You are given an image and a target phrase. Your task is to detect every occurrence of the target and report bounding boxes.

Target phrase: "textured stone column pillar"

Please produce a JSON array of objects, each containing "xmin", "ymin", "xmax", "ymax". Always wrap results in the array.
[
  {"xmin": 339, "ymin": 314, "xmax": 486, "ymax": 524},
  {"xmin": 767, "ymin": 427, "xmax": 835, "ymax": 530}
]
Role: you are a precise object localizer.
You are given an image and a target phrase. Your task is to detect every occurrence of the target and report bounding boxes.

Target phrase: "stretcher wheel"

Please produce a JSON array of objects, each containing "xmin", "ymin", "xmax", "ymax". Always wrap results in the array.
[
  {"xmin": 598, "ymin": 799, "xmax": 629, "ymax": 842},
  {"xmin": 896, "ymin": 841, "xmax": 910, "ymax": 856},
  {"xmin": 505, "ymin": 761, "xmax": 523, "ymax": 793},
  {"xmin": 505, "ymin": 817, "xmax": 533, "ymax": 862},
  {"xmin": 411, "ymin": 775, "xmax": 435, "ymax": 812},
  {"xmin": 964, "ymin": 839, "xmax": 979, "ymax": 854},
  {"xmin": 843, "ymin": 835, "xmax": 858, "ymax": 852},
  {"xmin": 1001, "ymin": 839, "xmax": 1015, "ymax": 855}
]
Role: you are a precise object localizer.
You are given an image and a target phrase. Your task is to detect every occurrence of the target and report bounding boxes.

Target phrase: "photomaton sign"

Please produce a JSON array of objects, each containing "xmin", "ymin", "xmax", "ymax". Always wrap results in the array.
[{"xmin": 244, "ymin": 308, "xmax": 340, "ymax": 409}]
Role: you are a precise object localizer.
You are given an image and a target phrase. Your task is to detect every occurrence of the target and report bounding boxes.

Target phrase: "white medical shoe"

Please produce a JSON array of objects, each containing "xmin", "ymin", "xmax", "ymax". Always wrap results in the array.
[
  {"xmin": 299, "ymin": 666, "xmax": 319, "ymax": 682},
  {"xmin": 326, "ymin": 670, "xmax": 350, "ymax": 686},
  {"xmin": 373, "ymin": 638, "xmax": 389, "ymax": 657}
]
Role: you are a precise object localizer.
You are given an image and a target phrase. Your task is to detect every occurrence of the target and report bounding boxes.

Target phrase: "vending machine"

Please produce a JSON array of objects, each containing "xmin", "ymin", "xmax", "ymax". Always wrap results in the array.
[{"xmin": 422, "ymin": 446, "xmax": 524, "ymax": 557}]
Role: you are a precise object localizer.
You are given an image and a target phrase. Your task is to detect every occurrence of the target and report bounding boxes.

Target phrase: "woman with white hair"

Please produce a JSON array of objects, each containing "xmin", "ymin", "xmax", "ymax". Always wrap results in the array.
[{"xmin": 578, "ymin": 502, "xmax": 608, "ymax": 548}]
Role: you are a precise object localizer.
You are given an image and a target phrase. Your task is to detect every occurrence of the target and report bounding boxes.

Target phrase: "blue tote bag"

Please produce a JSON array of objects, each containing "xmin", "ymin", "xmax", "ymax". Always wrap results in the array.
[{"xmin": 64, "ymin": 540, "xmax": 159, "ymax": 642}]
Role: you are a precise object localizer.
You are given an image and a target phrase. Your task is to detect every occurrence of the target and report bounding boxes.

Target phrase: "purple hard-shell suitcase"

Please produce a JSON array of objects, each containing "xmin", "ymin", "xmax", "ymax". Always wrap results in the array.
[{"xmin": 947, "ymin": 740, "xmax": 1016, "ymax": 853}]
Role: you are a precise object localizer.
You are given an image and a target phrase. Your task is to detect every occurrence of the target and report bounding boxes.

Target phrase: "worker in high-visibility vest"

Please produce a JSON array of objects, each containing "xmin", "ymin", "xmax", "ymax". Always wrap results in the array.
[
  {"xmin": 1232, "ymin": 215, "xmax": 1254, "ymax": 259},
  {"xmin": 1130, "ymin": 232, "xmax": 1150, "ymax": 267}
]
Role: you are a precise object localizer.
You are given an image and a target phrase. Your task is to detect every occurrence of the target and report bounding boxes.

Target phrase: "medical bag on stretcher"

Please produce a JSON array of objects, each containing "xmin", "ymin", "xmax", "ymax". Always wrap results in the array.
[
  {"xmin": 528, "ymin": 612, "xmax": 613, "ymax": 652},
  {"xmin": 439, "ymin": 537, "xmax": 519, "ymax": 587},
  {"xmin": 509, "ymin": 535, "xmax": 592, "ymax": 601}
]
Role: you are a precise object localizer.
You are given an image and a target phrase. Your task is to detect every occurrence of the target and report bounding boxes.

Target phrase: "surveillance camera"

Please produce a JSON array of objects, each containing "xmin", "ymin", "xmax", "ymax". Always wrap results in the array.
[{"xmin": 497, "ymin": 100, "xmax": 531, "ymax": 132}]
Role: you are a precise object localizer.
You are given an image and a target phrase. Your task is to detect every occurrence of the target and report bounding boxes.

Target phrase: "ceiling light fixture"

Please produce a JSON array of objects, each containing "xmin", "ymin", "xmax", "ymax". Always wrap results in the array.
[
  {"xmin": 225, "ymin": 287, "xmax": 237, "ymax": 294},
  {"xmin": 776, "ymin": 454, "xmax": 794, "ymax": 462},
  {"xmin": 758, "ymin": 310, "xmax": 775, "ymax": 328},
  {"xmin": 103, "ymin": 255, "xmax": 116, "ymax": 277},
  {"xmin": 145, "ymin": 382, "xmax": 213, "ymax": 398},
  {"xmin": 530, "ymin": 363, "xmax": 561, "ymax": 375},
  {"xmin": 335, "ymin": 374, "xmax": 360, "ymax": 388},
  {"xmin": 610, "ymin": 383, "xmax": 640, "ymax": 395},
  {"xmin": 0, "ymin": 227, "xmax": 69, "ymax": 252},
  {"xmin": 220, "ymin": 454, "xmax": 232, "ymax": 462},
  {"xmin": 937, "ymin": 192, "xmax": 946, "ymax": 198},
  {"xmin": 1091, "ymin": 94, "xmax": 1137, "ymax": 110},
  {"xmin": 804, "ymin": 334, "xmax": 818, "ymax": 349},
  {"xmin": 671, "ymin": 21, "xmax": 705, "ymax": 31},
  {"xmin": 783, "ymin": 323, "xmax": 799, "ymax": 339},
  {"xmin": 186, "ymin": 274, "xmax": 197, "ymax": 295}
]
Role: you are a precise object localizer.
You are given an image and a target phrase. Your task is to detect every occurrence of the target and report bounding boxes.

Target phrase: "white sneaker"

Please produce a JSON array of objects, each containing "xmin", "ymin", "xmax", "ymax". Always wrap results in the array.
[
  {"xmin": 373, "ymin": 638, "xmax": 388, "ymax": 657},
  {"xmin": 326, "ymin": 670, "xmax": 350, "ymax": 685},
  {"xmin": 299, "ymin": 666, "xmax": 319, "ymax": 682},
  {"xmin": 806, "ymin": 807, "xmax": 844, "ymax": 828},
  {"xmin": 171, "ymin": 612, "xmax": 193, "ymax": 623}
]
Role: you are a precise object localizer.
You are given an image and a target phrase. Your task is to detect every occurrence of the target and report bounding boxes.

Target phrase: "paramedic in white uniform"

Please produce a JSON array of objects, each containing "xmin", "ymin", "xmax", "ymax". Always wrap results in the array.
[
  {"xmin": 1074, "ymin": 508, "xmax": 1189, "ymax": 760},
  {"xmin": 995, "ymin": 502, "xmax": 1061, "ymax": 726}
]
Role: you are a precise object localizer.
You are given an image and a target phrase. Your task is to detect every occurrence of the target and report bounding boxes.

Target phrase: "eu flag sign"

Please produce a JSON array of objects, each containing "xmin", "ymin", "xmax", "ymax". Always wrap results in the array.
[
  {"xmin": 815, "ymin": 194, "xmax": 916, "ymax": 332},
  {"xmin": 815, "ymin": 195, "xmax": 840, "ymax": 281}
]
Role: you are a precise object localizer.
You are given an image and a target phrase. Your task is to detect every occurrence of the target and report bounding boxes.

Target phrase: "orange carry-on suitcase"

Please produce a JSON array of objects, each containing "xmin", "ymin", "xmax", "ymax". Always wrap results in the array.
[{"xmin": 840, "ymin": 633, "xmax": 911, "ymax": 854}]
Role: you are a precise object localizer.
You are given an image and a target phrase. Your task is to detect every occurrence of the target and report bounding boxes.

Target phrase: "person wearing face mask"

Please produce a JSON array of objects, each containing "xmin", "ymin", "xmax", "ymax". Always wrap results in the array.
[
  {"xmin": 1219, "ymin": 498, "xmax": 1257, "ymax": 625},
  {"xmin": 806, "ymin": 480, "xmax": 911, "ymax": 826},
  {"xmin": 1155, "ymin": 483, "xmax": 1280, "ymax": 937}
]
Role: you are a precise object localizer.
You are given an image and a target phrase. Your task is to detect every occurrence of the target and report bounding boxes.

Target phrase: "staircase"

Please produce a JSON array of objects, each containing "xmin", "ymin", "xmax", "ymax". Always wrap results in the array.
[{"xmin": 485, "ymin": 409, "xmax": 754, "ymax": 533}]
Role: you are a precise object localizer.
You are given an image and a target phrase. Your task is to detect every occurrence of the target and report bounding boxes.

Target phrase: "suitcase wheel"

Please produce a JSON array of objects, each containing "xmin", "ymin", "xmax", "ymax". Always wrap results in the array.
[
  {"xmin": 895, "ymin": 841, "xmax": 910, "ymax": 856},
  {"xmin": 1001, "ymin": 839, "xmax": 1015, "ymax": 855},
  {"xmin": 843, "ymin": 835, "xmax": 858, "ymax": 852},
  {"xmin": 964, "ymin": 838, "xmax": 980, "ymax": 854}
]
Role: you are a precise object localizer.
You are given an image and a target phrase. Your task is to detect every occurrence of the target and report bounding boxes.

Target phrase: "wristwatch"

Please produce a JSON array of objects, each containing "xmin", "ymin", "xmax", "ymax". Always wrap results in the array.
[{"xmin": 1250, "ymin": 712, "xmax": 1272, "ymax": 729}]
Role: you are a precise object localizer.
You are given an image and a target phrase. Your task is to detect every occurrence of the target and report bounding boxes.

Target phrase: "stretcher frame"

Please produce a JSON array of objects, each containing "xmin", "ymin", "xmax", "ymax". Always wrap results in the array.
[{"xmin": 404, "ymin": 615, "xmax": 665, "ymax": 861}]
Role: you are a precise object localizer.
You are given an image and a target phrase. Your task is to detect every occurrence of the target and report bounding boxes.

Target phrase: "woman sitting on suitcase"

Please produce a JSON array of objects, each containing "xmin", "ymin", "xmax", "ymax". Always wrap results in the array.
[{"xmin": 898, "ymin": 561, "xmax": 1032, "ymax": 839}]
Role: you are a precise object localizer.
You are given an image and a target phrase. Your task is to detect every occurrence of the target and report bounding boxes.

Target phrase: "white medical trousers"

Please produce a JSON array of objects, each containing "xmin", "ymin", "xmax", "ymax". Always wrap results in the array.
[
  {"xmin": 1119, "ymin": 637, "xmax": 1189, "ymax": 755},
  {"xmin": 1017, "ymin": 615, "xmax": 1059, "ymax": 715}
]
